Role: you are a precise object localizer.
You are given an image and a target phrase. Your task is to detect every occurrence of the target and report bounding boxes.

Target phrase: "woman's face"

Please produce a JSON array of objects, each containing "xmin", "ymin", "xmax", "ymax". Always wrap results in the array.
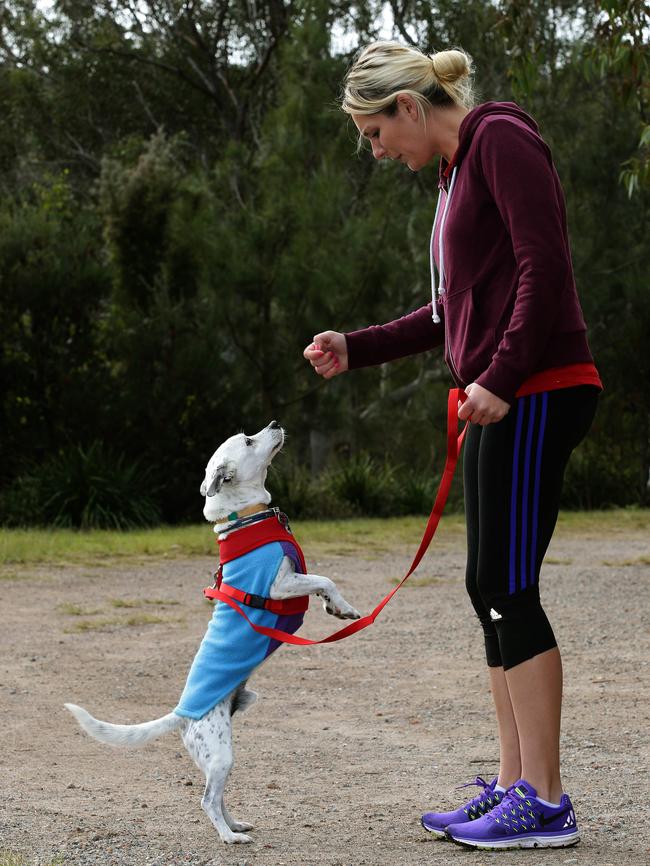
[{"xmin": 352, "ymin": 95, "xmax": 437, "ymax": 171}]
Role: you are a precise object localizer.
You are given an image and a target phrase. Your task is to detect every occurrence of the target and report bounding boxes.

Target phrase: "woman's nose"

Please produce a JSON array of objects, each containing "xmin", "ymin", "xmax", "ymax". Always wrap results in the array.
[{"xmin": 371, "ymin": 139, "xmax": 387, "ymax": 160}]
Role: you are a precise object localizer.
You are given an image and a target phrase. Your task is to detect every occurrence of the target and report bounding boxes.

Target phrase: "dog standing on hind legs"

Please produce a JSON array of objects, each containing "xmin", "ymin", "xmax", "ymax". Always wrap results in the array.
[{"xmin": 65, "ymin": 421, "xmax": 360, "ymax": 844}]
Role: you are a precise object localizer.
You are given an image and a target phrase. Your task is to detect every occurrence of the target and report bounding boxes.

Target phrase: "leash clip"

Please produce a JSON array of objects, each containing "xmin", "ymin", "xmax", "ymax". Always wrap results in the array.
[
  {"xmin": 211, "ymin": 565, "xmax": 223, "ymax": 590},
  {"xmin": 276, "ymin": 510, "xmax": 291, "ymax": 531}
]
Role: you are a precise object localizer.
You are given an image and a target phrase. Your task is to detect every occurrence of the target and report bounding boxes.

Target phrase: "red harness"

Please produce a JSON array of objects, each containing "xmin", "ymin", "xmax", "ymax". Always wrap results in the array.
[
  {"xmin": 204, "ymin": 517, "xmax": 310, "ymax": 616},
  {"xmin": 203, "ymin": 388, "xmax": 467, "ymax": 646}
]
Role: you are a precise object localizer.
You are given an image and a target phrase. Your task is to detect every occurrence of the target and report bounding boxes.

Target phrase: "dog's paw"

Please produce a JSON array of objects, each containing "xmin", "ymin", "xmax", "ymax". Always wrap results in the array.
[
  {"xmin": 230, "ymin": 820, "xmax": 254, "ymax": 832},
  {"xmin": 222, "ymin": 831, "xmax": 253, "ymax": 844},
  {"xmin": 325, "ymin": 600, "xmax": 361, "ymax": 620},
  {"xmin": 338, "ymin": 605, "xmax": 361, "ymax": 620}
]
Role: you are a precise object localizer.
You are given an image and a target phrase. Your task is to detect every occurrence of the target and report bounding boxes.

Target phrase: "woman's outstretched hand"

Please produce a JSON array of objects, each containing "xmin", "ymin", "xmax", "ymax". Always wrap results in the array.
[
  {"xmin": 303, "ymin": 331, "xmax": 349, "ymax": 380},
  {"xmin": 458, "ymin": 382, "xmax": 510, "ymax": 426}
]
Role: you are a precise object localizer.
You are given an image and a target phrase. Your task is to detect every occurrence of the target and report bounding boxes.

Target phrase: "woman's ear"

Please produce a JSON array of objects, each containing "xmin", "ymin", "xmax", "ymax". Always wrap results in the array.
[{"xmin": 396, "ymin": 92, "xmax": 420, "ymax": 120}]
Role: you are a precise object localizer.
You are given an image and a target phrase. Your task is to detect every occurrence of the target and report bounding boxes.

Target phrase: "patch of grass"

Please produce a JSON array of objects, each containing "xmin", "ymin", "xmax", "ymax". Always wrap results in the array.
[
  {"xmin": 601, "ymin": 555, "xmax": 650, "ymax": 567},
  {"xmin": 57, "ymin": 603, "xmax": 101, "ymax": 616},
  {"xmin": 389, "ymin": 574, "xmax": 449, "ymax": 587},
  {"xmin": 0, "ymin": 524, "xmax": 215, "ymax": 565},
  {"xmin": 0, "ymin": 853, "xmax": 64, "ymax": 866},
  {"xmin": 554, "ymin": 507, "xmax": 650, "ymax": 535},
  {"xmin": 64, "ymin": 613, "xmax": 184, "ymax": 633},
  {"xmin": 123, "ymin": 613, "xmax": 181, "ymax": 627},
  {"xmin": 109, "ymin": 598, "xmax": 181, "ymax": 608},
  {"xmin": 1, "ymin": 509, "xmax": 648, "ymax": 566},
  {"xmin": 0, "ymin": 854, "xmax": 26, "ymax": 866},
  {"xmin": 297, "ymin": 515, "xmax": 466, "ymax": 555},
  {"xmin": 0, "ymin": 571, "xmax": 40, "ymax": 581}
]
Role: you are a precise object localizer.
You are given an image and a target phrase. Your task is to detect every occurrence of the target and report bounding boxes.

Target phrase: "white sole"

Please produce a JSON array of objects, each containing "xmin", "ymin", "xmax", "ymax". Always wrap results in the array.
[
  {"xmin": 450, "ymin": 830, "xmax": 580, "ymax": 849},
  {"xmin": 421, "ymin": 820, "xmax": 448, "ymax": 839}
]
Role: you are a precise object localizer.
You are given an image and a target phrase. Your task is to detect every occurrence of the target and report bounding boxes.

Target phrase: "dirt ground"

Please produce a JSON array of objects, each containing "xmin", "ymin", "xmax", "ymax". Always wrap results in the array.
[{"xmin": 1, "ymin": 519, "xmax": 649, "ymax": 866}]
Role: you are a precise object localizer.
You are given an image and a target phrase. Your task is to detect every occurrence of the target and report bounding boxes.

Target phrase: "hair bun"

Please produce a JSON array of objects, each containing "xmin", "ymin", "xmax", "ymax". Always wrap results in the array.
[{"xmin": 430, "ymin": 49, "xmax": 472, "ymax": 83}]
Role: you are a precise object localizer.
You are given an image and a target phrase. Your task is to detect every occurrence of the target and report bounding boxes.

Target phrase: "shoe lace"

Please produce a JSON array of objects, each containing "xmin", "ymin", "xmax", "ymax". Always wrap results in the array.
[
  {"xmin": 486, "ymin": 786, "xmax": 540, "ymax": 830},
  {"xmin": 456, "ymin": 776, "xmax": 500, "ymax": 813}
]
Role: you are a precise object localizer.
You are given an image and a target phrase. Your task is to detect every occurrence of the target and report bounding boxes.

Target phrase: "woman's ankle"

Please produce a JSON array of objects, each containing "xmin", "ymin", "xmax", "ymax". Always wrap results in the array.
[
  {"xmin": 496, "ymin": 771, "xmax": 520, "ymax": 791},
  {"xmin": 522, "ymin": 772, "xmax": 563, "ymax": 805}
]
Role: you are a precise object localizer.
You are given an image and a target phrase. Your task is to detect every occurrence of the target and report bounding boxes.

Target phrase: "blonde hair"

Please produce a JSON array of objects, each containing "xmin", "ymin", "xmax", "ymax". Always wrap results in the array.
[{"xmin": 341, "ymin": 40, "xmax": 475, "ymax": 122}]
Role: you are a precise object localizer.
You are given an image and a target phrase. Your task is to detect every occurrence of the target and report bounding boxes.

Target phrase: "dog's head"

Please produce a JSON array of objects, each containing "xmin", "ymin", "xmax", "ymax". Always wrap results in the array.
[{"xmin": 201, "ymin": 421, "xmax": 284, "ymax": 523}]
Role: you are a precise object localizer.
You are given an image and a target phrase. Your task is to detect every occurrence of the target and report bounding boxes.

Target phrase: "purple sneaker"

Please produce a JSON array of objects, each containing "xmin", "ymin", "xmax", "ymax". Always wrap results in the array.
[
  {"xmin": 421, "ymin": 776, "xmax": 504, "ymax": 838},
  {"xmin": 445, "ymin": 778, "xmax": 580, "ymax": 849}
]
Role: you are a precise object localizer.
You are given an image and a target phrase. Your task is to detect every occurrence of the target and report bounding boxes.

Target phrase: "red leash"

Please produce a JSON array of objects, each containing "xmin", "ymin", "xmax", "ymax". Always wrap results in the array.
[{"xmin": 206, "ymin": 388, "xmax": 467, "ymax": 646}]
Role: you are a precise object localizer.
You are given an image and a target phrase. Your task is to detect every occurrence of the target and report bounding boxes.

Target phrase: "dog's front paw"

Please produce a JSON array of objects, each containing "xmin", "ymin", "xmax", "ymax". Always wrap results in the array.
[
  {"xmin": 338, "ymin": 604, "xmax": 361, "ymax": 620},
  {"xmin": 324, "ymin": 599, "xmax": 361, "ymax": 620}
]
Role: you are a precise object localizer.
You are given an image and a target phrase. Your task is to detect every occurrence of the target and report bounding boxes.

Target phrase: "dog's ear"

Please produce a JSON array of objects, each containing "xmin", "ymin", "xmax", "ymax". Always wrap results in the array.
[{"xmin": 201, "ymin": 465, "xmax": 233, "ymax": 497}]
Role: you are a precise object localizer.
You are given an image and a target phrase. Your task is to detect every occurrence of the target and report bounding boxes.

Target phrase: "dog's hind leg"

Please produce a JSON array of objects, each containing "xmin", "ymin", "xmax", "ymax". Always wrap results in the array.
[
  {"xmin": 222, "ymin": 799, "xmax": 254, "ymax": 833},
  {"xmin": 182, "ymin": 701, "xmax": 252, "ymax": 844},
  {"xmin": 201, "ymin": 760, "xmax": 252, "ymax": 843}
]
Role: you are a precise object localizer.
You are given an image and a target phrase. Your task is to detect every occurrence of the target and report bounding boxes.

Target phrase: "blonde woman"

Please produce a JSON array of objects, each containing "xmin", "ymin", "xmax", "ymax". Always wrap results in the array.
[{"xmin": 303, "ymin": 40, "xmax": 601, "ymax": 850}]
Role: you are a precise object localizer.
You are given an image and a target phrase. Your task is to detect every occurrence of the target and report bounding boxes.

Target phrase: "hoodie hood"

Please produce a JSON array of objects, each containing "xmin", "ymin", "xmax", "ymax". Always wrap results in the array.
[{"xmin": 449, "ymin": 101, "xmax": 541, "ymax": 172}]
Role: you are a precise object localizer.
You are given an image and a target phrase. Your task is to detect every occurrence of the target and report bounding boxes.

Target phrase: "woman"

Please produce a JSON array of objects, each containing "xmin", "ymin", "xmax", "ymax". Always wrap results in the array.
[{"xmin": 303, "ymin": 41, "xmax": 601, "ymax": 850}]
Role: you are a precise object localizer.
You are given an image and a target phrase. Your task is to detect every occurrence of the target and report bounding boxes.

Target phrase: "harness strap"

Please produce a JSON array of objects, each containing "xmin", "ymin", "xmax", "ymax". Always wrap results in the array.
[
  {"xmin": 204, "ymin": 576, "xmax": 309, "ymax": 615},
  {"xmin": 218, "ymin": 517, "xmax": 307, "ymax": 573},
  {"xmin": 204, "ymin": 388, "xmax": 467, "ymax": 645},
  {"xmin": 203, "ymin": 583, "xmax": 309, "ymax": 621}
]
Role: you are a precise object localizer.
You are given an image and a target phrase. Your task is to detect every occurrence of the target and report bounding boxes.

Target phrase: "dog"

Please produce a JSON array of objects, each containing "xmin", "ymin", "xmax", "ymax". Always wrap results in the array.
[{"xmin": 65, "ymin": 421, "xmax": 360, "ymax": 844}]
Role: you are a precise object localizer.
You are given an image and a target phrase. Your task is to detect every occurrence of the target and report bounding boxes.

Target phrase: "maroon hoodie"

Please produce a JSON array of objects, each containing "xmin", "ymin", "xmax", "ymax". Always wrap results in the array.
[{"xmin": 345, "ymin": 102, "xmax": 594, "ymax": 403}]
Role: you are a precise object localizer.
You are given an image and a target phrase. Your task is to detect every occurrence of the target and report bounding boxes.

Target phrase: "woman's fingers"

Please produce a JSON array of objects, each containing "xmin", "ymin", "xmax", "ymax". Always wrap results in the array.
[
  {"xmin": 458, "ymin": 397, "xmax": 474, "ymax": 422},
  {"xmin": 304, "ymin": 342, "xmax": 340, "ymax": 377},
  {"xmin": 303, "ymin": 341, "xmax": 322, "ymax": 361},
  {"xmin": 304, "ymin": 332, "xmax": 348, "ymax": 379},
  {"xmin": 314, "ymin": 350, "xmax": 341, "ymax": 377},
  {"xmin": 458, "ymin": 384, "xmax": 510, "ymax": 425}
]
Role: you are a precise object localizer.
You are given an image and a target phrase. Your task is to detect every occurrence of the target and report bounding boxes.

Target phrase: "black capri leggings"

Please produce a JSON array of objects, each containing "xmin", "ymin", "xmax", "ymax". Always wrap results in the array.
[{"xmin": 463, "ymin": 385, "xmax": 598, "ymax": 671}]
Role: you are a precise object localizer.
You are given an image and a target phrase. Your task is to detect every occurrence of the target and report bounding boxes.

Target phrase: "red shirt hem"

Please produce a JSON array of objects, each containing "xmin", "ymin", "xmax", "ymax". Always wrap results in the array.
[{"xmin": 515, "ymin": 363, "xmax": 603, "ymax": 398}]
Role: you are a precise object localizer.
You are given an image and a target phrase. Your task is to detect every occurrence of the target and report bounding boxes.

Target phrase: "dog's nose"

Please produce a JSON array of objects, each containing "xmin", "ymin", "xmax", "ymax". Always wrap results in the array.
[{"xmin": 269, "ymin": 420, "xmax": 280, "ymax": 429}]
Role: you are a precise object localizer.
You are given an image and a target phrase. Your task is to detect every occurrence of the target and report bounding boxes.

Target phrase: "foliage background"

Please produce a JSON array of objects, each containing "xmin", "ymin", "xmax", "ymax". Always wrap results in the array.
[{"xmin": 0, "ymin": 0, "xmax": 648, "ymax": 525}]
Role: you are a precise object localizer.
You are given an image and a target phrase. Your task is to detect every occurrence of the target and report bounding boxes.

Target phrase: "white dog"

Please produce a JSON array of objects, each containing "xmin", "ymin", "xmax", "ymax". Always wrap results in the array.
[{"xmin": 65, "ymin": 421, "xmax": 360, "ymax": 844}]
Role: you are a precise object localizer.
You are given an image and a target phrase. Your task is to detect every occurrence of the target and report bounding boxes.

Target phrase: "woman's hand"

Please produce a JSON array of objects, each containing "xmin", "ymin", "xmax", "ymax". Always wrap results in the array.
[
  {"xmin": 458, "ymin": 382, "xmax": 510, "ymax": 426},
  {"xmin": 303, "ymin": 331, "xmax": 349, "ymax": 380}
]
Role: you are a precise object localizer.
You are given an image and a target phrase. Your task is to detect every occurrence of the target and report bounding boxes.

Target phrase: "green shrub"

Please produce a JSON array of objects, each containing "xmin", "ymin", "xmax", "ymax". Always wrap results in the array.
[
  {"xmin": 561, "ymin": 438, "xmax": 646, "ymax": 509},
  {"xmin": 395, "ymin": 467, "xmax": 442, "ymax": 515},
  {"xmin": 268, "ymin": 455, "xmax": 461, "ymax": 519},
  {"xmin": 0, "ymin": 442, "xmax": 161, "ymax": 529},
  {"xmin": 323, "ymin": 452, "xmax": 397, "ymax": 517},
  {"xmin": 267, "ymin": 460, "xmax": 316, "ymax": 518},
  {"xmin": 267, "ymin": 459, "xmax": 355, "ymax": 519}
]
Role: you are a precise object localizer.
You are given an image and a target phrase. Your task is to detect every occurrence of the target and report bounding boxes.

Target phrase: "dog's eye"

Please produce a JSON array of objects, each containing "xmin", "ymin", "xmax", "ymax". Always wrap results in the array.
[{"xmin": 244, "ymin": 437, "xmax": 253, "ymax": 446}]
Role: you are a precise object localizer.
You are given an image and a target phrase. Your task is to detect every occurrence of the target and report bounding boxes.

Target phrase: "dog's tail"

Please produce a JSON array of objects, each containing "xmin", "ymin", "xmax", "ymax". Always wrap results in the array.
[{"xmin": 64, "ymin": 703, "xmax": 184, "ymax": 748}]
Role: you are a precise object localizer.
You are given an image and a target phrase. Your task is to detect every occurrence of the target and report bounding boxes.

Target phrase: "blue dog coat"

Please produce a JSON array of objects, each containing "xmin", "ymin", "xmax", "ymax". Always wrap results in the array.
[{"xmin": 174, "ymin": 537, "xmax": 305, "ymax": 720}]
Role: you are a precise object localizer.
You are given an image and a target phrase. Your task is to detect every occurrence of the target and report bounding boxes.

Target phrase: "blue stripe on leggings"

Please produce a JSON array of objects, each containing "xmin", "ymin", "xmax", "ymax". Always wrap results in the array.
[
  {"xmin": 529, "ymin": 392, "xmax": 548, "ymax": 585},
  {"xmin": 509, "ymin": 398, "xmax": 526, "ymax": 594},
  {"xmin": 520, "ymin": 395, "xmax": 537, "ymax": 590}
]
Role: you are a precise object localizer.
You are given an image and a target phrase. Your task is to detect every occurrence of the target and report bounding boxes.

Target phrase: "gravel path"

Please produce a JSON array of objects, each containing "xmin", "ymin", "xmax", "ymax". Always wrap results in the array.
[{"xmin": 1, "ymin": 520, "xmax": 649, "ymax": 865}]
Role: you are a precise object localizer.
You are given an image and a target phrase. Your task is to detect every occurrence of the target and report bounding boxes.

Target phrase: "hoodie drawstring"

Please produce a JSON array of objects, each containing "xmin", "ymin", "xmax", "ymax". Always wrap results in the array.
[{"xmin": 430, "ymin": 165, "xmax": 458, "ymax": 324}]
